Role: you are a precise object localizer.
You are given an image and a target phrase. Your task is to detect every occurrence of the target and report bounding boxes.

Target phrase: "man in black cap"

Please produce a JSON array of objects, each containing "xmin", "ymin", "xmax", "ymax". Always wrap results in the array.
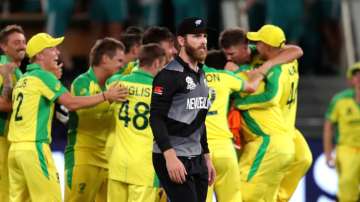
[{"xmin": 150, "ymin": 17, "xmax": 216, "ymax": 202}]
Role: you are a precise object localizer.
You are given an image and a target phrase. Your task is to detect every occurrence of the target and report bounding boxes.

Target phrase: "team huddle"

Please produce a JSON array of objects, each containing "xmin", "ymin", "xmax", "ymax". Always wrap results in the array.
[{"xmin": 0, "ymin": 17, "xmax": 314, "ymax": 202}]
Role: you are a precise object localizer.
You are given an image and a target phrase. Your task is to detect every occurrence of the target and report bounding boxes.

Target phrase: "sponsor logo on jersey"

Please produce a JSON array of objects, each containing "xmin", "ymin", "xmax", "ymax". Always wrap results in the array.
[
  {"xmin": 186, "ymin": 96, "xmax": 210, "ymax": 110},
  {"xmin": 186, "ymin": 76, "xmax": 196, "ymax": 90},
  {"xmin": 153, "ymin": 86, "xmax": 163, "ymax": 95}
]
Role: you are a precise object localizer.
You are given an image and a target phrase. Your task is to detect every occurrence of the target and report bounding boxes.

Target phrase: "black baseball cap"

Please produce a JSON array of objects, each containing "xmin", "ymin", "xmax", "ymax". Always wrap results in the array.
[{"xmin": 176, "ymin": 17, "xmax": 207, "ymax": 36}]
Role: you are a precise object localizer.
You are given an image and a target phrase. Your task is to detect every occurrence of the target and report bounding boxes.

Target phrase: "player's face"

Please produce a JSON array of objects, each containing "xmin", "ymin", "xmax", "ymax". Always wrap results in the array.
[
  {"xmin": 223, "ymin": 44, "xmax": 250, "ymax": 65},
  {"xmin": 104, "ymin": 49, "xmax": 125, "ymax": 75},
  {"xmin": 351, "ymin": 70, "xmax": 360, "ymax": 87},
  {"xmin": 159, "ymin": 40, "xmax": 177, "ymax": 63},
  {"xmin": 0, "ymin": 32, "xmax": 26, "ymax": 62},
  {"xmin": 41, "ymin": 47, "xmax": 61, "ymax": 76},
  {"xmin": 256, "ymin": 41, "xmax": 269, "ymax": 59},
  {"xmin": 184, "ymin": 33, "xmax": 208, "ymax": 62}
]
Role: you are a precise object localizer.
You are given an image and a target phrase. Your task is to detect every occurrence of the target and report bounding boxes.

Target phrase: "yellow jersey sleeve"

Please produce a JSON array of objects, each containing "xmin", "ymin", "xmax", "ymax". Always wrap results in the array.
[
  {"xmin": 325, "ymin": 94, "xmax": 341, "ymax": 123},
  {"xmin": 223, "ymin": 70, "xmax": 245, "ymax": 92},
  {"xmin": 324, "ymin": 89, "xmax": 360, "ymax": 147},
  {"xmin": 235, "ymin": 65, "xmax": 283, "ymax": 110},
  {"xmin": 34, "ymin": 71, "xmax": 68, "ymax": 101}
]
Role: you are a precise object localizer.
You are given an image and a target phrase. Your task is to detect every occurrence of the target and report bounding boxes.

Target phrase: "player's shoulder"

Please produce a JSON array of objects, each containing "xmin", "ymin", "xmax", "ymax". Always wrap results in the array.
[
  {"xmin": 25, "ymin": 68, "xmax": 58, "ymax": 85},
  {"xmin": 106, "ymin": 74, "xmax": 123, "ymax": 86},
  {"xmin": 332, "ymin": 88, "xmax": 354, "ymax": 103},
  {"xmin": 72, "ymin": 72, "xmax": 91, "ymax": 88}
]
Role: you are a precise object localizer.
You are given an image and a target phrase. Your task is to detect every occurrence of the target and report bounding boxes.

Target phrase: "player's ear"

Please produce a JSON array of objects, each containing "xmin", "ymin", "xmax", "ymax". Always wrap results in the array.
[{"xmin": 177, "ymin": 36, "xmax": 185, "ymax": 48}]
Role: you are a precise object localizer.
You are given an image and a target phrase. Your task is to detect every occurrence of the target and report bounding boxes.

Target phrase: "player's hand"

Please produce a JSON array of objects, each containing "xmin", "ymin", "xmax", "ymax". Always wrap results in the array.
[
  {"xmin": 224, "ymin": 61, "xmax": 239, "ymax": 72},
  {"xmin": 0, "ymin": 62, "xmax": 17, "ymax": 76},
  {"xmin": 104, "ymin": 84, "xmax": 128, "ymax": 102},
  {"xmin": 325, "ymin": 153, "xmax": 335, "ymax": 168},
  {"xmin": 204, "ymin": 154, "xmax": 216, "ymax": 185},
  {"xmin": 54, "ymin": 63, "xmax": 63, "ymax": 79},
  {"xmin": 55, "ymin": 104, "xmax": 69, "ymax": 124},
  {"xmin": 164, "ymin": 149, "xmax": 187, "ymax": 184}
]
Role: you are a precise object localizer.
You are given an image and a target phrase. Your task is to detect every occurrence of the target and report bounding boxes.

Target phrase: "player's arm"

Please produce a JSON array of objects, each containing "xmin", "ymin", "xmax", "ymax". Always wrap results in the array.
[
  {"xmin": 235, "ymin": 66, "xmax": 282, "ymax": 110},
  {"xmin": 247, "ymin": 45, "xmax": 303, "ymax": 79},
  {"xmin": 323, "ymin": 98, "xmax": 338, "ymax": 168},
  {"xmin": 57, "ymin": 84, "xmax": 128, "ymax": 111},
  {"xmin": 150, "ymin": 70, "xmax": 187, "ymax": 184},
  {"xmin": 323, "ymin": 120, "xmax": 335, "ymax": 168},
  {"xmin": 224, "ymin": 70, "xmax": 263, "ymax": 94},
  {"xmin": 0, "ymin": 63, "xmax": 16, "ymax": 112},
  {"xmin": 201, "ymin": 126, "xmax": 216, "ymax": 185}
]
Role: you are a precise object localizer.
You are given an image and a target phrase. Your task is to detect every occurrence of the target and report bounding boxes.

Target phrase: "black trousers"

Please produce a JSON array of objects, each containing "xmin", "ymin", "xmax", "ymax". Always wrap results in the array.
[{"xmin": 153, "ymin": 153, "xmax": 209, "ymax": 202}]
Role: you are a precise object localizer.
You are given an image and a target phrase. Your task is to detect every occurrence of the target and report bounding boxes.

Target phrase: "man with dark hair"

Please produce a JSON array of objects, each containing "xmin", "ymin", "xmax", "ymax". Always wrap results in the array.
[
  {"xmin": 115, "ymin": 33, "xmax": 142, "ymax": 76},
  {"xmin": 0, "ymin": 24, "xmax": 26, "ymax": 201},
  {"xmin": 143, "ymin": 26, "xmax": 177, "ymax": 64},
  {"xmin": 149, "ymin": 17, "xmax": 216, "ymax": 202},
  {"xmin": 106, "ymin": 43, "xmax": 166, "ymax": 202},
  {"xmin": 204, "ymin": 50, "xmax": 227, "ymax": 70},
  {"xmin": 125, "ymin": 26, "xmax": 144, "ymax": 36},
  {"xmin": 64, "ymin": 37, "xmax": 127, "ymax": 202}
]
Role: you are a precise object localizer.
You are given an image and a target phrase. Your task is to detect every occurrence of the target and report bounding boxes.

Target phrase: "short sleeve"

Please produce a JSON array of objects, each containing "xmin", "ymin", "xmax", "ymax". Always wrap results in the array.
[
  {"xmin": 37, "ymin": 71, "xmax": 68, "ymax": 101},
  {"xmin": 71, "ymin": 77, "xmax": 91, "ymax": 96},
  {"xmin": 325, "ymin": 97, "xmax": 339, "ymax": 123}
]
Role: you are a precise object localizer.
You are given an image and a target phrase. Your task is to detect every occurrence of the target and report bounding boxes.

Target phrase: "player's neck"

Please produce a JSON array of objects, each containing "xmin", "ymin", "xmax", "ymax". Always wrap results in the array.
[
  {"xmin": 355, "ymin": 86, "xmax": 360, "ymax": 103},
  {"xmin": 6, "ymin": 55, "xmax": 21, "ymax": 67},
  {"xmin": 93, "ymin": 66, "xmax": 109, "ymax": 86},
  {"xmin": 179, "ymin": 50, "xmax": 198, "ymax": 72}
]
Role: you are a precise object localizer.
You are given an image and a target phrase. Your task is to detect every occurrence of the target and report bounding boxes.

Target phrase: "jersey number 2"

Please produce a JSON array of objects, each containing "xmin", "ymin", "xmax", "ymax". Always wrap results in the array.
[
  {"xmin": 118, "ymin": 101, "xmax": 150, "ymax": 130},
  {"xmin": 15, "ymin": 92, "xmax": 24, "ymax": 121}
]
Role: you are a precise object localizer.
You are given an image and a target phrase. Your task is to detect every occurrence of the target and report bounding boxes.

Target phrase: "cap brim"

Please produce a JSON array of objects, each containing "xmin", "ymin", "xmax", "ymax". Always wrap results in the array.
[
  {"xmin": 177, "ymin": 28, "xmax": 210, "ymax": 36},
  {"xmin": 347, "ymin": 66, "xmax": 360, "ymax": 78},
  {"xmin": 246, "ymin": 32, "xmax": 261, "ymax": 42},
  {"xmin": 49, "ymin": 36, "xmax": 64, "ymax": 47}
]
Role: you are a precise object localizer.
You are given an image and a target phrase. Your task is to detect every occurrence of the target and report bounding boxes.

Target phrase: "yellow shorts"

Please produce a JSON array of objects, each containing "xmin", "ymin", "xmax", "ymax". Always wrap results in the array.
[
  {"xmin": 0, "ymin": 136, "xmax": 10, "ymax": 202},
  {"xmin": 239, "ymin": 135, "xmax": 295, "ymax": 202},
  {"xmin": 8, "ymin": 142, "xmax": 61, "ymax": 202},
  {"xmin": 278, "ymin": 130, "xmax": 312, "ymax": 201},
  {"xmin": 336, "ymin": 145, "xmax": 360, "ymax": 202},
  {"xmin": 65, "ymin": 164, "xmax": 108, "ymax": 202},
  {"xmin": 206, "ymin": 138, "xmax": 242, "ymax": 202},
  {"xmin": 107, "ymin": 179, "xmax": 158, "ymax": 202}
]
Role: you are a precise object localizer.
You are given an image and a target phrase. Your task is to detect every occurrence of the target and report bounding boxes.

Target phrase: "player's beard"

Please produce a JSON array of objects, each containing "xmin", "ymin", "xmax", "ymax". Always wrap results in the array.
[{"xmin": 184, "ymin": 41, "xmax": 207, "ymax": 63}]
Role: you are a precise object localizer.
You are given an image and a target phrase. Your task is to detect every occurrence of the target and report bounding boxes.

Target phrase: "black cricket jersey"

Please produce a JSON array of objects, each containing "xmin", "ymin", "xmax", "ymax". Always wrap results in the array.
[{"xmin": 150, "ymin": 56, "xmax": 210, "ymax": 156}]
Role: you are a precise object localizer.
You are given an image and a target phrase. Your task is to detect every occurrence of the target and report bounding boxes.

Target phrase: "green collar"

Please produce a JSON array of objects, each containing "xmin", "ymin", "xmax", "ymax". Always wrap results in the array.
[
  {"xmin": 132, "ymin": 68, "xmax": 154, "ymax": 78},
  {"xmin": 86, "ymin": 67, "xmax": 99, "ymax": 83},
  {"xmin": 26, "ymin": 63, "xmax": 42, "ymax": 71}
]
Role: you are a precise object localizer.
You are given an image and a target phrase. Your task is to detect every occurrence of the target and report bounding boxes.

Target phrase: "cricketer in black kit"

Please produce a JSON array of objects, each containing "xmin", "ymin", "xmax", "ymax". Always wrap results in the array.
[{"xmin": 150, "ymin": 17, "xmax": 216, "ymax": 202}]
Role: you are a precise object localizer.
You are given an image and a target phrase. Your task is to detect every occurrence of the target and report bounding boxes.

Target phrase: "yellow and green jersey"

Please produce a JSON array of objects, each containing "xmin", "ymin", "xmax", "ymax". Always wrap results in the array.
[
  {"xmin": 8, "ymin": 63, "xmax": 68, "ymax": 143},
  {"xmin": 0, "ymin": 55, "xmax": 23, "ymax": 137},
  {"xmin": 234, "ymin": 62, "xmax": 293, "ymax": 142},
  {"xmin": 325, "ymin": 88, "xmax": 360, "ymax": 147},
  {"xmin": 203, "ymin": 65, "xmax": 245, "ymax": 139},
  {"xmin": 111, "ymin": 60, "xmax": 140, "ymax": 77},
  {"xmin": 279, "ymin": 61, "xmax": 299, "ymax": 130},
  {"xmin": 107, "ymin": 68, "xmax": 159, "ymax": 187},
  {"xmin": 65, "ymin": 67, "xmax": 114, "ymax": 168},
  {"xmin": 0, "ymin": 55, "xmax": 22, "ymax": 137}
]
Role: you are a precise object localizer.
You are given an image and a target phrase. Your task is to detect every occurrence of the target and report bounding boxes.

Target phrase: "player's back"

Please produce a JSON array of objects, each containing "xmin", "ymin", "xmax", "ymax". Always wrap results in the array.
[
  {"xmin": 203, "ymin": 65, "xmax": 245, "ymax": 140},
  {"xmin": 279, "ymin": 60, "xmax": 299, "ymax": 132},
  {"xmin": 108, "ymin": 69, "xmax": 157, "ymax": 187}
]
